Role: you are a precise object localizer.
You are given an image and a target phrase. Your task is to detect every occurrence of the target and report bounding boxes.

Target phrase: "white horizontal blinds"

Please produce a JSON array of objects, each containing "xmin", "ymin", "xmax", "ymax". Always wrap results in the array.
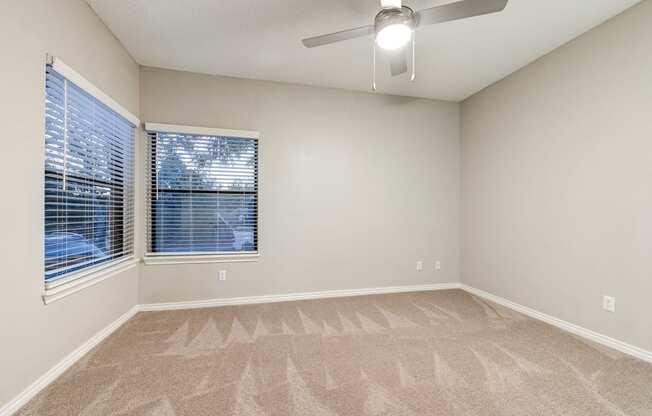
[
  {"xmin": 44, "ymin": 66, "xmax": 135, "ymax": 282},
  {"xmin": 147, "ymin": 131, "xmax": 258, "ymax": 254}
]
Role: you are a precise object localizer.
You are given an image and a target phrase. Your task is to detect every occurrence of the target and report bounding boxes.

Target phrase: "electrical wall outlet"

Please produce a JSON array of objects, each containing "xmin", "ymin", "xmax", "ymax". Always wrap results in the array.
[
  {"xmin": 435, "ymin": 260, "xmax": 441, "ymax": 271},
  {"xmin": 416, "ymin": 261, "xmax": 423, "ymax": 271},
  {"xmin": 219, "ymin": 270, "xmax": 227, "ymax": 281},
  {"xmin": 602, "ymin": 295, "xmax": 615, "ymax": 312}
]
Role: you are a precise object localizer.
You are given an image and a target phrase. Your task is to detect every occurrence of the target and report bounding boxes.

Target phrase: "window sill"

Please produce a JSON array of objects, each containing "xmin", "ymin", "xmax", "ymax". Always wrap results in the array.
[
  {"xmin": 143, "ymin": 253, "xmax": 260, "ymax": 265},
  {"xmin": 42, "ymin": 258, "xmax": 139, "ymax": 305}
]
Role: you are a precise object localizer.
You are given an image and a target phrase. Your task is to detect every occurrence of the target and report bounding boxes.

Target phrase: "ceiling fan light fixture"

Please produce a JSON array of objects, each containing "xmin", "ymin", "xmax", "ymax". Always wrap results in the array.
[
  {"xmin": 374, "ymin": 6, "xmax": 416, "ymax": 50},
  {"xmin": 376, "ymin": 23, "xmax": 412, "ymax": 50},
  {"xmin": 300, "ymin": 0, "xmax": 510, "ymax": 86}
]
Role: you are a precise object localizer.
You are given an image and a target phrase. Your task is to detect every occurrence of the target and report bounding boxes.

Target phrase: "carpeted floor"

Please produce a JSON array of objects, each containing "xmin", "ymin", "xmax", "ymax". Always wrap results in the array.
[{"xmin": 17, "ymin": 289, "xmax": 652, "ymax": 415}]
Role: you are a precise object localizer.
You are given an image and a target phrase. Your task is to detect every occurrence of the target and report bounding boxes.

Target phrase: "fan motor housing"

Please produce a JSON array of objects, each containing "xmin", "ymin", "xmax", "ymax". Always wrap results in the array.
[{"xmin": 374, "ymin": 6, "xmax": 416, "ymax": 34}]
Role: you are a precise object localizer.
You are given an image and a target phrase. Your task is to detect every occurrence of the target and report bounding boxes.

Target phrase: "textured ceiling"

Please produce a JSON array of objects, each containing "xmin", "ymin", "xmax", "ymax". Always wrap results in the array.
[{"xmin": 88, "ymin": 0, "xmax": 640, "ymax": 101}]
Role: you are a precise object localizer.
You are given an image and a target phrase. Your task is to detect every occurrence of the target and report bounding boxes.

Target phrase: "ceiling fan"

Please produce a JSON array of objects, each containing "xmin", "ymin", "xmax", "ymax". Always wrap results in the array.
[{"xmin": 302, "ymin": 0, "xmax": 508, "ymax": 89}]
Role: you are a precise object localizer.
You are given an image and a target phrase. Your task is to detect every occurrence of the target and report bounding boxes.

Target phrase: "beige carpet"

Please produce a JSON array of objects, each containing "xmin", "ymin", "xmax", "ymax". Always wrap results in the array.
[{"xmin": 16, "ymin": 289, "xmax": 652, "ymax": 415}]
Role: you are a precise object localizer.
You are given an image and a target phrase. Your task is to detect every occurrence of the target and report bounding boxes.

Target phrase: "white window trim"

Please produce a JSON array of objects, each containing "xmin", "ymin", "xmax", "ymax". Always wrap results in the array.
[
  {"xmin": 143, "ymin": 253, "xmax": 260, "ymax": 265},
  {"xmin": 144, "ymin": 122, "xmax": 261, "ymax": 265},
  {"xmin": 144, "ymin": 122, "xmax": 259, "ymax": 139},
  {"xmin": 47, "ymin": 55, "xmax": 140, "ymax": 126},
  {"xmin": 43, "ymin": 55, "xmax": 140, "ymax": 304},
  {"xmin": 42, "ymin": 257, "xmax": 139, "ymax": 304}
]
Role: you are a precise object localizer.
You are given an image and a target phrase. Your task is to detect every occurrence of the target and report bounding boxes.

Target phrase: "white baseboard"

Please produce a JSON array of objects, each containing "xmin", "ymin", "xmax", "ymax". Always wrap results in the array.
[
  {"xmin": 138, "ymin": 282, "xmax": 462, "ymax": 311},
  {"xmin": 0, "ymin": 306, "xmax": 139, "ymax": 416},
  {"xmin": 461, "ymin": 284, "xmax": 652, "ymax": 364}
]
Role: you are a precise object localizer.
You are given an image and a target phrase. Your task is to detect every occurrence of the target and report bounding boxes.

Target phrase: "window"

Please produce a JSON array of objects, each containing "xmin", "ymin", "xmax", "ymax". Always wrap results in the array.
[
  {"xmin": 44, "ymin": 63, "xmax": 136, "ymax": 290},
  {"xmin": 145, "ymin": 124, "xmax": 258, "ymax": 261}
]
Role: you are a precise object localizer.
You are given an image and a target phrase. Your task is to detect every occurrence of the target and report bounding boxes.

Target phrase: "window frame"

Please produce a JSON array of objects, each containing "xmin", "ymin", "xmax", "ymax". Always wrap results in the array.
[
  {"xmin": 143, "ymin": 123, "xmax": 260, "ymax": 265},
  {"xmin": 42, "ymin": 55, "xmax": 139, "ymax": 304}
]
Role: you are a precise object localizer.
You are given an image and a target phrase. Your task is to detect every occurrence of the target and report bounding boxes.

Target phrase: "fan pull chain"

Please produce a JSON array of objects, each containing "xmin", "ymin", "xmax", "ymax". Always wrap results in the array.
[
  {"xmin": 410, "ymin": 29, "xmax": 416, "ymax": 82},
  {"xmin": 372, "ymin": 41, "xmax": 377, "ymax": 91}
]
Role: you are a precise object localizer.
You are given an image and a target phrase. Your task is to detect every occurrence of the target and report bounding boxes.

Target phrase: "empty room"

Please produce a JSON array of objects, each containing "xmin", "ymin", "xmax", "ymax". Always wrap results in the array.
[{"xmin": 2, "ymin": 0, "xmax": 652, "ymax": 415}]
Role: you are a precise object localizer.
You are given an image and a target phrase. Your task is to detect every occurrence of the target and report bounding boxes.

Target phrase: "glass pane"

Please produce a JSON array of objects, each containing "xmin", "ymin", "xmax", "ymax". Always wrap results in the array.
[
  {"xmin": 44, "ymin": 66, "xmax": 134, "ymax": 281},
  {"xmin": 150, "ymin": 132, "xmax": 258, "ymax": 253}
]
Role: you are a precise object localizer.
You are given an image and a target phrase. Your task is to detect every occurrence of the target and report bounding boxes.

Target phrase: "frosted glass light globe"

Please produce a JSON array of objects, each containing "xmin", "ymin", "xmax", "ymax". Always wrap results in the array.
[{"xmin": 376, "ymin": 23, "xmax": 412, "ymax": 50}]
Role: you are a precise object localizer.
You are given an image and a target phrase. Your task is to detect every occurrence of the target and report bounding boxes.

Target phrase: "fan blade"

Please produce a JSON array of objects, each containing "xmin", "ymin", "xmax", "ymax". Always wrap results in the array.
[
  {"xmin": 416, "ymin": 0, "xmax": 508, "ymax": 27},
  {"xmin": 381, "ymin": 0, "xmax": 402, "ymax": 9},
  {"xmin": 389, "ymin": 50, "xmax": 408, "ymax": 76},
  {"xmin": 302, "ymin": 25, "xmax": 375, "ymax": 48}
]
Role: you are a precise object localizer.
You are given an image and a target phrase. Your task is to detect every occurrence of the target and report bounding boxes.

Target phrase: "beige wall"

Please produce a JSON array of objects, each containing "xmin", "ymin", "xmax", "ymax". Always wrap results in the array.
[
  {"xmin": 139, "ymin": 67, "xmax": 460, "ymax": 304},
  {"xmin": 461, "ymin": 1, "xmax": 652, "ymax": 351},
  {"xmin": 0, "ymin": 0, "xmax": 140, "ymax": 406}
]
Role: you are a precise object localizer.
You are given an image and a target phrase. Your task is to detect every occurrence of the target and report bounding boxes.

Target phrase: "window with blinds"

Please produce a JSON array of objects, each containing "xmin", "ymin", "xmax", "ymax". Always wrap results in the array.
[
  {"xmin": 44, "ymin": 66, "xmax": 135, "ymax": 285},
  {"xmin": 146, "ymin": 129, "xmax": 258, "ymax": 256}
]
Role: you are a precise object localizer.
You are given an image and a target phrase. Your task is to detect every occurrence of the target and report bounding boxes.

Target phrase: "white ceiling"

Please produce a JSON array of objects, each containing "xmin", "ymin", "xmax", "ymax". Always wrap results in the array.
[{"xmin": 87, "ymin": 0, "xmax": 640, "ymax": 101}]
